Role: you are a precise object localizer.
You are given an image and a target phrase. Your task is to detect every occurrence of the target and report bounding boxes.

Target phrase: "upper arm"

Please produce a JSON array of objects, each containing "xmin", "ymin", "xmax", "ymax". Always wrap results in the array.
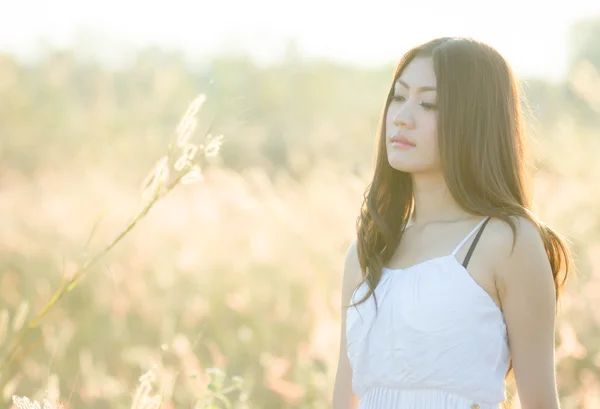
[
  {"xmin": 493, "ymin": 217, "xmax": 560, "ymax": 409},
  {"xmin": 332, "ymin": 240, "xmax": 362, "ymax": 409}
]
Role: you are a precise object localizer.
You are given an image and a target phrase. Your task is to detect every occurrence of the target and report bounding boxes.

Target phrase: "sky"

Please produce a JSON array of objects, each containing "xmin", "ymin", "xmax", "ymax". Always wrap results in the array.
[{"xmin": 1, "ymin": 0, "xmax": 599, "ymax": 80}]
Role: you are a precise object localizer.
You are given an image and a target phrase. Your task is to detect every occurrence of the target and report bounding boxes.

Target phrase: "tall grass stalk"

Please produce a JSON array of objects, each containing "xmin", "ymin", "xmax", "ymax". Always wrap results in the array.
[{"xmin": 0, "ymin": 94, "xmax": 224, "ymax": 380}]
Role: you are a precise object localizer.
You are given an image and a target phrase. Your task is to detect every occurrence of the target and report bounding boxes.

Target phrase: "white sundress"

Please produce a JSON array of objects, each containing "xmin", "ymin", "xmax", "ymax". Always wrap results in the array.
[{"xmin": 346, "ymin": 216, "xmax": 510, "ymax": 409}]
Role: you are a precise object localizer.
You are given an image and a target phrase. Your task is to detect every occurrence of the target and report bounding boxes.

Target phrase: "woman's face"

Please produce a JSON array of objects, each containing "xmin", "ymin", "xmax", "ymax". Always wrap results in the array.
[{"xmin": 385, "ymin": 56, "xmax": 440, "ymax": 174}]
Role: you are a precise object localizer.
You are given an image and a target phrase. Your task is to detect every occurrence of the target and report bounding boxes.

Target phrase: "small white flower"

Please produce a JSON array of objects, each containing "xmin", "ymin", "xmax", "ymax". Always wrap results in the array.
[
  {"xmin": 176, "ymin": 94, "xmax": 206, "ymax": 147},
  {"xmin": 185, "ymin": 94, "xmax": 206, "ymax": 119},
  {"xmin": 176, "ymin": 117, "xmax": 197, "ymax": 148},
  {"xmin": 183, "ymin": 143, "xmax": 199, "ymax": 161},
  {"xmin": 206, "ymin": 367, "xmax": 226, "ymax": 380},
  {"xmin": 139, "ymin": 369, "xmax": 156, "ymax": 384},
  {"xmin": 231, "ymin": 375, "xmax": 244, "ymax": 387},
  {"xmin": 204, "ymin": 134, "xmax": 224, "ymax": 157},
  {"xmin": 12, "ymin": 396, "xmax": 56, "ymax": 409},
  {"xmin": 174, "ymin": 156, "xmax": 190, "ymax": 172}
]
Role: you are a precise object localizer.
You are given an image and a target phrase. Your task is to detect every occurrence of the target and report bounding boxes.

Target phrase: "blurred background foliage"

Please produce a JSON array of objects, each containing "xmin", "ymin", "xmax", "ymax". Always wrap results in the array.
[{"xmin": 1, "ymin": 15, "xmax": 600, "ymax": 409}]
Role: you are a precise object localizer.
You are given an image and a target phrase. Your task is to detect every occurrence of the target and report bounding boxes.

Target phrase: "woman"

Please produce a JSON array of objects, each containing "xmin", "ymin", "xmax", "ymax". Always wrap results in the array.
[{"xmin": 332, "ymin": 37, "xmax": 571, "ymax": 409}]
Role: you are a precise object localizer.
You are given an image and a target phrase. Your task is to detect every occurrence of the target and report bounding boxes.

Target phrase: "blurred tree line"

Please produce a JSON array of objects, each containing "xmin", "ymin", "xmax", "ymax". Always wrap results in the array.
[{"xmin": 0, "ymin": 16, "xmax": 598, "ymax": 180}]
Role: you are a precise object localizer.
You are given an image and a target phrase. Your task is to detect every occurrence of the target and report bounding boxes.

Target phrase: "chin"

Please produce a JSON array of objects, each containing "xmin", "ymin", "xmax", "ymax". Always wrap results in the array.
[
  {"xmin": 387, "ymin": 153, "xmax": 419, "ymax": 173},
  {"xmin": 389, "ymin": 163, "xmax": 418, "ymax": 173},
  {"xmin": 387, "ymin": 155, "xmax": 436, "ymax": 174},
  {"xmin": 386, "ymin": 142, "xmax": 442, "ymax": 171}
]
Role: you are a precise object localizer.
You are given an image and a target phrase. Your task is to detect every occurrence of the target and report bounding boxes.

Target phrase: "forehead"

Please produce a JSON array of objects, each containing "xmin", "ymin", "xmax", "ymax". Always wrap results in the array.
[{"xmin": 395, "ymin": 57, "xmax": 436, "ymax": 89}]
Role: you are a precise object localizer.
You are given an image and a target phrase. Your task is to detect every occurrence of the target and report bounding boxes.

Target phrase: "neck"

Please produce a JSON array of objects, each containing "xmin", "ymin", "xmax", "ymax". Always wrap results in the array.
[{"xmin": 410, "ymin": 172, "xmax": 471, "ymax": 225}]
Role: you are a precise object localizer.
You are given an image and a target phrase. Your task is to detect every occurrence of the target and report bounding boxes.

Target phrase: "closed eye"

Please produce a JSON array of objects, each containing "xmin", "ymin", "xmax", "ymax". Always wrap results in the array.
[{"xmin": 420, "ymin": 102, "xmax": 437, "ymax": 111}]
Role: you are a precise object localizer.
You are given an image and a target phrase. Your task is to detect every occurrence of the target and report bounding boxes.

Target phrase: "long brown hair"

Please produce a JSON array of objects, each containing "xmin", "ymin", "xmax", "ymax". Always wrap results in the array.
[{"xmin": 351, "ymin": 37, "xmax": 571, "ymax": 314}]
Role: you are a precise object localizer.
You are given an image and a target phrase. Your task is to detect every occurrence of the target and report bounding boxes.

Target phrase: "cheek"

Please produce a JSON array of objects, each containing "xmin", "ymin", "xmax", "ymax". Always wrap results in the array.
[
  {"xmin": 418, "ymin": 113, "xmax": 437, "ymax": 142},
  {"xmin": 422, "ymin": 115, "xmax": 440, "ymax": 162},
  {"xmin": 384, "ymin": 107, "xmax": 395, "ymax": 131},
  {"xmin": 425, "ymin": 113, "xmax": 438, "ymax": 136}
]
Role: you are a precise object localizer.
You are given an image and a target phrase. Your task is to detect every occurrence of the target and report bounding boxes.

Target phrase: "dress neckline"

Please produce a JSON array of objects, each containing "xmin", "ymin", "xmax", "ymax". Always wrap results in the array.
[{"xmin": 383, "ymin": 254, "xmax": 504, "ymax": 315}]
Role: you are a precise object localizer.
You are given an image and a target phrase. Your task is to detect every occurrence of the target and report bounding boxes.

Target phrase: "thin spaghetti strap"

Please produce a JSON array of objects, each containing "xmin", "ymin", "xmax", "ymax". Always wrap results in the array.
[
  {"xmin": 451, "ymin": 217, "xmax": 490, "ymax": 256},
  {"xmin": 461, "ymin": 217, "xmax": 491, "ymax": 268}
]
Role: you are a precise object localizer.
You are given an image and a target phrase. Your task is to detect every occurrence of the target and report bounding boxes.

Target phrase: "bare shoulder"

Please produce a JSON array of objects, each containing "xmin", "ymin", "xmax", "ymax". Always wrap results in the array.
[
  {"xmin": 485, "ymin": 216, "xmax": 547, "ymax": 260},
  {"xmin": 484, "ymin": 215, "xmax": 544, "ymax": 251},
  {"xmin": 341, "ymin": 240, "xmax": 364, "ymax": 304},
  {"xmin": 485, "ymin": 216, "xmax": 553, "ymax": 296}
]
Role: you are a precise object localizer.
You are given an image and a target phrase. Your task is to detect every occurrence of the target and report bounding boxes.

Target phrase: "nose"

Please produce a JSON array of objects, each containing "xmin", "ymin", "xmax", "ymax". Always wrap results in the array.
[{"xmin": 393, "ymin": 105, "xmax": 415, "ymax": 129}]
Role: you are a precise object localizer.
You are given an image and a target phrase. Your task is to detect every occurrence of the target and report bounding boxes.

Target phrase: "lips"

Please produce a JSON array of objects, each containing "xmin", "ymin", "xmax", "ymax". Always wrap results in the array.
[{"xmin": 390, "ymin": 134, "xmax": 416, "ymax": 147}]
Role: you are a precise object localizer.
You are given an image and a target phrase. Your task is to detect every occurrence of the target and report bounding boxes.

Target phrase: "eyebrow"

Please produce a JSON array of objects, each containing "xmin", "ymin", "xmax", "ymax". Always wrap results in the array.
[{"xmin": 395, "ymin": 79, "xmax": 436, "ymax": 92}]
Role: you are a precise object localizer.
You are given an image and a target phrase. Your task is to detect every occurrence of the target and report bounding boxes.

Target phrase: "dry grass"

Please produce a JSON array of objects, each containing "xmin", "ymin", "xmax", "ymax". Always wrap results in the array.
[
  {"xmin": 0, "ymin": 52, "xmax": 599, "ymax": 408},
  {"xmin": 1, "ymin": 143, "xmax": 599, "ymax": 408}
]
